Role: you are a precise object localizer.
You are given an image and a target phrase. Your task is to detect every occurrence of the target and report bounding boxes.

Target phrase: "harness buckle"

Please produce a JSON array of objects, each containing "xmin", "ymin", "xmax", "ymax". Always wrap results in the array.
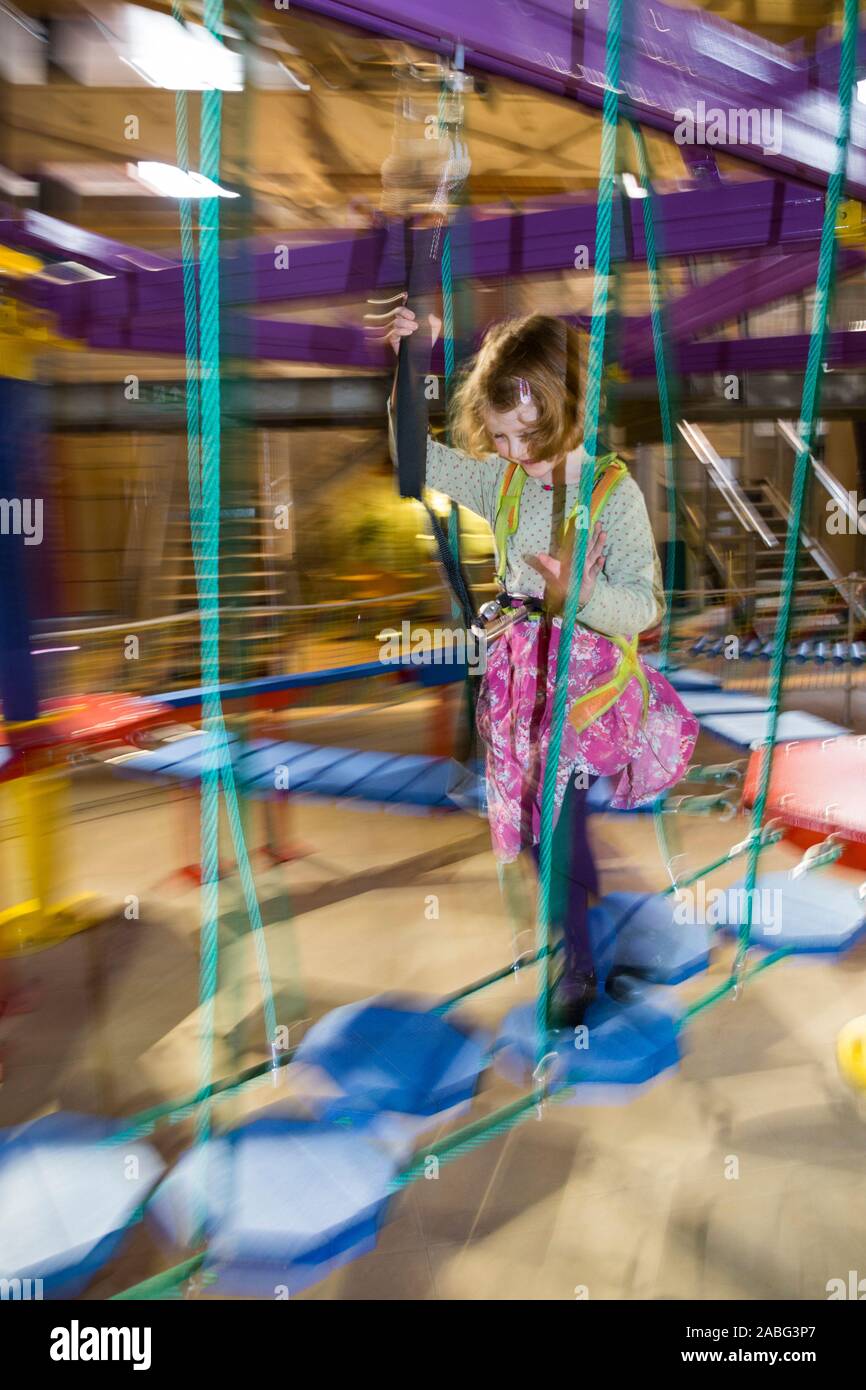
[{"xmin": 470, "ymin": 594, "xmax": 540, "ymax": 651}]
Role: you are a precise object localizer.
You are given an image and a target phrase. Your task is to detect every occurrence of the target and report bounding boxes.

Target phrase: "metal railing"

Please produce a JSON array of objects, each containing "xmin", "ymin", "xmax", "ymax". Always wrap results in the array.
[
  {"xmin": 678, "ymin": 421, "xmax": 779, "ymax": 549},
  {"xmin": 28, "ymin": 587, "xmax": 455, "ymax": 704}
]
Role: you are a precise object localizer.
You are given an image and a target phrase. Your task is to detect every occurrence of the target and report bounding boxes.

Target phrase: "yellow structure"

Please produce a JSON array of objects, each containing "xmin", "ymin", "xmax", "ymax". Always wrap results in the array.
[
  {"xmin": 836, "ymin": 1013, "xmax": 866, "ymax": 1092},
  {"xmin": 836, "ymin": 198, "xmax": 866, "ymax": 245},
  {"xmin": 0, "ymin": 763, "xmax": 102, "ymax": 957},
  {"xmin": 0, "ymin": 244, "xmax": 100, "ymax": 955}
]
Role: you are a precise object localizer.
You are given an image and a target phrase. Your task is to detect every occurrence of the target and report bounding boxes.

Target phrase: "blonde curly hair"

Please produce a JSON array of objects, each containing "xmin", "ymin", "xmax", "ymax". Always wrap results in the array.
[{"xmin": 448, "ymin": 314, "xmax": 584, "ymax": 462}]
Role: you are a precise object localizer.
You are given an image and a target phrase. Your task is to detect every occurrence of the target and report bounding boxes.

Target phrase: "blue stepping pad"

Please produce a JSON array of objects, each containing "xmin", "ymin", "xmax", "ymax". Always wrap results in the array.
[
  {"xmin": 716, "ymin": 871, "xmax": 866, "ymax": 954},
  {"xmin": 113, "ymin": 731, "xmax": 244, "ymax": 782},
  {"xmin": 644, "ymin": 662, "xmax": 721, "ymax": 691},
  {"xmin": 587, "ymin": 777, "xmax": 664, "ymax": 814},
  {"xmin": 680, "ymin": 691, "xmax": 770, "ymax": 716},
  {"xmin": 495, "ymin": 996, "xmax": 681, "ymax": 1104},
  {"xmin": 701, "ymin": 710, "xmax": 850, "ymax": 749},
  {"xmin": 117, "ymin": 735, "xmax": 479, "ymax": 812},
  {"xmin": 149, "ymin": 1114, "xmax": 398, "ymax": 1297},
  {"xmin": 0, "ymin": 1113, "xmax": 164, "ymax": 1299},
  {"xmin": 598, "ymin": 892, "xmax": 712, "ymax": 984},
  {"xmin": 294, "ymin": 996, "xmax": 488, "ymax": 1118},
  {"xmin": 444, "ymin": 761, "xmax": 486, "ymax": 815}
]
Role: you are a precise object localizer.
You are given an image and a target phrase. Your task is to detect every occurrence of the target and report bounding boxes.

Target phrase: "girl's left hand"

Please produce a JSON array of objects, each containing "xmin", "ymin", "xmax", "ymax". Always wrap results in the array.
[{"xmin": 531, "ymin": 523, "xmax": 606, "ymax": 608}]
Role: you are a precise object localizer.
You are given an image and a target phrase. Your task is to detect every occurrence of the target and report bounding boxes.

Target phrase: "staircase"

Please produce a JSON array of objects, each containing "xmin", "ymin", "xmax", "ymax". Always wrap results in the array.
[
  {"xmin": 152, "ymin": 481, "xmax": 288, "ymax": 689},
  {"xmin": 704, "ymin": 479, "xmax": 852, "ymax": 639}
]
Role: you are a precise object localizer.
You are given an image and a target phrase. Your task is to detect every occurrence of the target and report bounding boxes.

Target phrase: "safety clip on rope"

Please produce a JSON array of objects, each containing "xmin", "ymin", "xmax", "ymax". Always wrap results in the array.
[
  {"xmin": 731, "ymin": 948, "xmax": 751, "ymax": 1002},
  {"xmin": 532, "ymin": 1051, "xmax": 559, "ymax": 1119}
]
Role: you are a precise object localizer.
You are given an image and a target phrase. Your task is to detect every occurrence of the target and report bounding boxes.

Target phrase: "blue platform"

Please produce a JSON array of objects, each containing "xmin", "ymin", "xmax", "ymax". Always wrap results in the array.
[
  {"xmin": 120, "ymin": 735, "xmax": 668, "ymax": 820},
  {"xmin": 0, "ymin": 1113, "xmax": 164, "ymax": 1299},
  {"xmin": 148, "ymin": 1114, "xmax": 398, "ymax": 1297},
  {"xmin": 494, "ymin": 996, "xmax": 681, "ymax": 1104},
  {"xmin": 147, "ymin": 655, "xmax": 467, "ymax": 711},
  {"xmin": 716, "ymin": 870, "xmax": 866, "ymax": 954},
  {"xmin": 700, "ymin": 710, "xmax": 850, "ymax": 749},
  {"xmin": 586, "ymin": 777, "xmax": 664, "ymax": 814},
  {"xmin": 116, "ymin": 733, "xmax": 485, "ymax": 812},
  {"xmin": 295, "ymin": 997, "xmax": 489, "ymax": 1118},
  {"xmin": 679, "ymin": 690, "xmax": 770, "ymax": 716},
  {"xmin": 645, "ymin": 662, "xmax": 721, "ymax": 692},
  {"xmin": 600, "ymin": 891, "xmax": 712, "ymax": 984}
]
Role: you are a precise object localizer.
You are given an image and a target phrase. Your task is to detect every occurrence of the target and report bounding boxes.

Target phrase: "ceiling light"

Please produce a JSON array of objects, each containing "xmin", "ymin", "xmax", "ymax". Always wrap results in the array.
[
  {"xmin": 621, "ymin": 172, "xmax": 648, "ymax": 199},
  {"xmin": 134, "ymin": 161, "xmax": 239, "ymax": 199},
  {"xmin": 122, "ymin": 8, "xmax": 241, "ymax": 91}
]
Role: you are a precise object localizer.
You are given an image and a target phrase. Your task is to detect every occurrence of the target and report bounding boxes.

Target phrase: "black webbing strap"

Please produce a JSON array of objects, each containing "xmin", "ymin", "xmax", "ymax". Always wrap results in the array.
[{"xmin": 393, "ymin": 216, "xmax": 477, "ymax": 631}]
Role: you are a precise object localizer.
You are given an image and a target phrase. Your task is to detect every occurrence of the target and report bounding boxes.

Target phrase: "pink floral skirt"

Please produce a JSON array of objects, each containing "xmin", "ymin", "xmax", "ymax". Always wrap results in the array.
[{"xmin": 475, "ymin": 617, "xmax": 699, "ymax": 863}]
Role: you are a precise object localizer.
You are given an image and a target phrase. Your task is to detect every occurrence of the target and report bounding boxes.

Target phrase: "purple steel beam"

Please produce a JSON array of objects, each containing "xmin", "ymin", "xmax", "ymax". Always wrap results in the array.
[
  {"xmin": 630, "ymin": 329, "xmax": 866, "ymax": 377},
  {"xmin": 810, "ymin": 22, "xmax": 866, "ymax": 93},
  {"xmin": 25, "ymin": 177, "xmax": 830, "ymax": 351},
  {"xmin": 132, "ymin": 180, "xmax": 829, "ymax": 316},
  {"xmin": 122, "ymin": 313, "xmax": 392, "ymax": 370},
  {"xmin": 621, "ymin": 246, "xmax": 866, "ymax": 369},
  {"xmin": 58, "ymin": 303, "xmax": 866, "ymax": 377},
  {"xmin": 286, "ymin": 0, "xmax": 866, "ymax": 198},
  {"xmin": 0, "ymin": 208, "xmax": 175, "ymax": 274}
]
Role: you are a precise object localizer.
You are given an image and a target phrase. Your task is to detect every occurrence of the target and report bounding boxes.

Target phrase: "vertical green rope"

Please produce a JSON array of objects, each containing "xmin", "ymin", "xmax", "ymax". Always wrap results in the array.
[
  {"xmin": 735, "ymin": 0, "xmax": 859, "ymax": 978},
  {"xmin": 173, "ymin": 4, "xmax": 278, "ymax": 1124},
  {"xmin": 172, "ymin": 4, "xmax": 280, "ymax": 1256},
  {"xmin": 535, "ymin": 0, "xmax": 624, "ymax": 1062},
  {"xmin": 630, "ymin": 123, "xmax": 676, "ymax": 670},
  {"xmin": 629, "ymin": 117, "xmax": 682, "ymax": 890},
  {"xmin": 438, "ymin": 79, "xmax": 463, "ymax": 610},
  {"xmin": 194, "ymin": 49, "xmax": 223, "ymax": 1180},
  {"xmin": 436, "ymin": 70, "xmax": 478, "ymax": 760}
]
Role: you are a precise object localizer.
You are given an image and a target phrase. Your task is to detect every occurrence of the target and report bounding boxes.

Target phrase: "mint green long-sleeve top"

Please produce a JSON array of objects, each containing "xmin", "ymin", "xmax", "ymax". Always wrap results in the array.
[{"xmin": 387, "ymin": 397, "xmax": 664, "ymax": 638}]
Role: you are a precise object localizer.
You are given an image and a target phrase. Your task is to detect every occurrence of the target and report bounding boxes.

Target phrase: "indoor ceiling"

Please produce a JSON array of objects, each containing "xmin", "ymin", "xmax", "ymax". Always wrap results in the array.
[{"xmin": 0, "ymin": 0, "xmax": 842, "ymax": 249}]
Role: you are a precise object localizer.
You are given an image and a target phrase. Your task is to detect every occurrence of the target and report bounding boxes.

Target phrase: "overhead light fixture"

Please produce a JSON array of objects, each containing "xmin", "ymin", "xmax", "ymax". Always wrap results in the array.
[
  {"xmin": 0, "ymin": 163, "xmax": 38, "ymax": 197},
  {"xmin": 121, "ymin": 8, "xmax": 242, "ymax": 91},
  {"xmin": 621, "ymin": 172, "xmax": 648, "ymax": 199},
  {"xmin": 36, "ymin": 261, "xmax": 115, "ymax": 285},
  {"xmin": 134, "ymin": 161, "xmax": 239, "ymax": 199},
  {"xmin": 277, "ymin": 62, "xmax": 311, "ymax": 92},
  {"xmin": 858, "ymin": 79, "xmax": 866, "ymax": 103}
]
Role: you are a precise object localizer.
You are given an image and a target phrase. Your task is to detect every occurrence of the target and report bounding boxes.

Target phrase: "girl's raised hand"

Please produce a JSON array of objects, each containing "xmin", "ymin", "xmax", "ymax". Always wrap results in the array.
[
  {"xmin": 531, "ymin": 523, "xmax": 606, "ymax": 609},
  {"xmin": 386, "ymin": 304, "xmax": 420, "ymax": 355},
  {"xmin": 365, "ymin": 296, "xmax": 443, "ymax": 355}
]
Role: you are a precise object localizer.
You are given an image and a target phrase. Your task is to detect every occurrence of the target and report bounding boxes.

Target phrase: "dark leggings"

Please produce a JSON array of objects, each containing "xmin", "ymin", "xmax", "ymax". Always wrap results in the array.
[{"xmin": 530, "ymin": 773, "xmax": 599, "ymax": 975}]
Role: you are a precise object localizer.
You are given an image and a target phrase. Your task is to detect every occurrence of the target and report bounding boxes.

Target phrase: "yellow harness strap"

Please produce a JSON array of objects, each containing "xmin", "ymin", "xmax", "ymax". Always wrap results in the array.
[
  {"xmin": 568, "ymin": 633, "xmax": 650, "ymax": 734},
  {"xmin": 493, "ymin": 452, "xmax": 627, "ymax": 587},
  {"xmin": 492, "ymin": 454, "xmax": 650, "ymax": 730}
]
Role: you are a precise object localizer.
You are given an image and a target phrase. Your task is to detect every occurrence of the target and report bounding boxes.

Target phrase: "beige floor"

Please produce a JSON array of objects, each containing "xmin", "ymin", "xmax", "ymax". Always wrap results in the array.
[{"xmin": 2, "ymin": 690, "xmax": 866, "ymax": 1301}]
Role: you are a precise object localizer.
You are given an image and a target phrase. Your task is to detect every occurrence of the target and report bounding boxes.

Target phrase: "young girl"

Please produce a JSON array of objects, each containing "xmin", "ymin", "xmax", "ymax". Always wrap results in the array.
[{"xmin": 387, "ymin": 311, "xmax": 698, "ymax": 1026}]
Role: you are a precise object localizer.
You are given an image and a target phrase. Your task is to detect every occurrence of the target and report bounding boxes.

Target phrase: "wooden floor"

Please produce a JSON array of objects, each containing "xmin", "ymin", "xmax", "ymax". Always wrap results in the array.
[{"xmin": 2, "ymin": 688, "xmax": 866, "ymax": 1301}]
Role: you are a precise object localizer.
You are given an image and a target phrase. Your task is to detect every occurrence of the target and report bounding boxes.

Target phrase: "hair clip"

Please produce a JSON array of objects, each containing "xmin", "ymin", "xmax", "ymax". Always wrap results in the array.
[{"xmin": 516, "ymin": 376, "xmax": 532, "ymax": 405}]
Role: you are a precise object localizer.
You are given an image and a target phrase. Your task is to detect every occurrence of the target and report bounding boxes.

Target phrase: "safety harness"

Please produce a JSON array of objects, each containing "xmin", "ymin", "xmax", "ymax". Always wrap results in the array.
[{"xmin": 492, "ymin": 453, "xmax": 650, "ymax": 734}]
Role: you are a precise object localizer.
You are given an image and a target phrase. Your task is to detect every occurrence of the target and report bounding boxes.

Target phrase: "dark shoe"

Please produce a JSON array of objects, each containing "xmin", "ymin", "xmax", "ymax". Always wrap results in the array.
[
  {"xmin": 549, "ymin": 968, "xmax": 597, "ymax": 1030},
  {"xmin": 604, "ymin": 966, "xmax": 641, "ymax": 1002}
]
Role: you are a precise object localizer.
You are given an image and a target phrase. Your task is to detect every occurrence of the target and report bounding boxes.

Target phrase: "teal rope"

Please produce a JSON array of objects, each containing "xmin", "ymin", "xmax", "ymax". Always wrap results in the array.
[
  {"xmin": 535, "ymin": 0, "xmax": 624, "ymax": 1063},
  {"xmin": 195, "ymin": 69, "xmax": 223, "ymax": 1184},
  {"xmin": 736, "ymin": 0, "xmax": 858, "ymax": 978},
  {"xmin": 175, "ymin": 3, "xmax": 278, "ymax": 1250},
  {"xmin": 436, "ymin": 77, "xmax": 478, "ymax": 746},
  {"xmin": 628, "ymin": 117, "xmax": 684, "ymax": 893},
  {"xmin": 111, "ymin": 1254, "xmax": 207, "ymax": 1302},
  {"xmin": 441, "ymin": 229, "xmax": 456, "ymax": 385},
  {"xmin": 438, "ymin": 83, "xmax": 464, "ymax": 615},
  {"xmin": 630, "ymin": 122, "xmax": 676, "ymax": 670},
  {"xmin": 175, "ymin": 2, "xmax": 279, "ymax": 1103}
]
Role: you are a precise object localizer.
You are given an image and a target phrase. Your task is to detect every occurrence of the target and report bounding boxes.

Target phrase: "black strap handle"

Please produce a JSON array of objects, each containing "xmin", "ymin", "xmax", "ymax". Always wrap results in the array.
[{"xmin": 392, "ymin": 216, "xmax": 477, "ymax": 630}]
